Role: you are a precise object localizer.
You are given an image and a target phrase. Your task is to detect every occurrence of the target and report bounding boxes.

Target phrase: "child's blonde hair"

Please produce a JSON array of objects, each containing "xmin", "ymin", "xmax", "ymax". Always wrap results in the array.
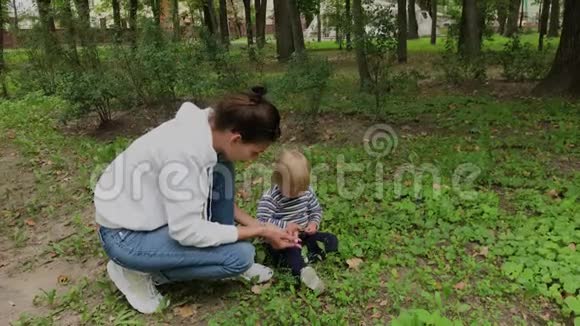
[{"xmin": 272, "ymin": 149, "xmax": 310, "ymax": 197}]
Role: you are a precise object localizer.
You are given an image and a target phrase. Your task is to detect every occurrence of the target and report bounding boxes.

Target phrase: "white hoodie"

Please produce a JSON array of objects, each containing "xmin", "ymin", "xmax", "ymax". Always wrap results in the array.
[{"xmin": 94, "ymin": 102, "xmax": 239, "ymax": 247}]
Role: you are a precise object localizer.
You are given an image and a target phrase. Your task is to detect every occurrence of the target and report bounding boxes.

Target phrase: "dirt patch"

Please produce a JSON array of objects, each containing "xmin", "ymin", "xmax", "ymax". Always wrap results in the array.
[
  {"xmin": 0, "ymin": 143, "xmax": 36, "ymax": 214},
  {"xmin": 0, "ymin": 259, "xmax": 102, "ymax": 323}
]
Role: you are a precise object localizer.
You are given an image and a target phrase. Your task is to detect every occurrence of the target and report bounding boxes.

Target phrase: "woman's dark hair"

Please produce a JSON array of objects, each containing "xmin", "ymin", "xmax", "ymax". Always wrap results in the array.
[{"xmin": 213, "ymin": 86, "xmax": 281, "ymax": 143}]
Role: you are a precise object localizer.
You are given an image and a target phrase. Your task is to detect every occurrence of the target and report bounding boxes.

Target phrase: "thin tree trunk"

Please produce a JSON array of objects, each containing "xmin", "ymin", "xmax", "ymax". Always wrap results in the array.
[
  {"xmin": 534, "ymin": 0, "xmax": 580, "ymax": 96},
  {"xmin": 129, "ymin": 0, "xmax": 138, "ymax": 44},
  {"xmin": 288, "ymin": 0, "xmax": 305, "ymax": 53},
  {"xmin": 0, "ymin": 0, "xmax": 7, "ymax": 97},
  {"xmin": 397, "ymin": 0, "xmax": 408, "ymax": 63},
  {"xmin": 430, "ymin": 0, "xmax": 437, "ymax": 44},
  {"xmin": 353, "ymin": 0, "xmax": 371, "ymax": 86},
  {"xmin": 548, "ymin": 0, "xmax": 559, "ymax": 37},
  {"xmin": 242, "ymin": 0, "xmax": 253, "ymax": 45},
  {"xmin": 11, "ymin": 0, "xmax": 19, "ymax": 30},
  {"xmin": 274, "ymin": 0, "xmax": 294, "ymax": 61},
  {"xmin": 518, "ymin": 0, "xmax": 524, "ymax": 28},
  {"xmin": 255, "ymin": 0, "xmax": 267, "ymax": 48},
  {"xmin": 62, "ymin": 0, "xmax": 79, "ymax": 64},
  {"xmin": 504, "ymin": 0, "xmax": 520, "ymax": 36},
  {"xmin": 538, "ymin": 0, "xmax": 550, "ymax": 50},
  {"xmin": 345, "ymin": 0, "xmax": 352, "ymax": 49},
  {"xmin": 203, "ymin": 0, "xmax": 218, "ymax": 34},
  {"xmin": 37, "ymin": 0, "xmax": 59, "ymax": 55},
  {"xmin": 497, "ymin": 4, "xmax": 507, "ymax": 34},
  {"xmin": 112, "ymin": 0, "xmax": 122, "ymax": 42},
  {"xmin": 151, "ymin": 0, "xmax": 161, "ymax": 25},
  {"xmin": 219, "ymin": 0, "xmax": 230, "ymax": 45},
  {"xmin": 317, "ymin": 8, "xmax": 322, "ymax": 42},
  {"xmin": 458, "ymin": 0, "xmax": 481, "ymax": 58},
  {"xmin": 172, "ymin": 0, "xmax": 180, "ymax": 41},
  {"xmin": 230, "ymin": 0, "xmax": 243, "ymax": 38},
  {"xmin": 408, "ymin": 0, "xmax": 419, "ymax": 39}
]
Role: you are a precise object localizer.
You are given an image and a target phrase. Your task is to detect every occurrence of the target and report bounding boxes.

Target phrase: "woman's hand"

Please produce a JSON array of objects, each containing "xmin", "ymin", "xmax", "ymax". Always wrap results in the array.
[
  {"xmin": 261, "ymin": 225, "xmax": 301, "ymax": 250},
  {"xmin": 304, "ymin": 222, "xmax": 318, "ymax": 235}
]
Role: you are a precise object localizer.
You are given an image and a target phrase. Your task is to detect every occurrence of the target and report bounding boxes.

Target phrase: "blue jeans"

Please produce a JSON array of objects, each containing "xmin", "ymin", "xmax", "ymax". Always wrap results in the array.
[{"xmin": 98, "ymin": 156, "xmax": 254, "ymax": 283}]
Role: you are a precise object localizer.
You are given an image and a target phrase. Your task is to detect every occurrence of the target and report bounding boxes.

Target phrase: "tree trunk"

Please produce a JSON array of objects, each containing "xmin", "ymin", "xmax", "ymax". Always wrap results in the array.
[
  {"xmin": 129, "ymin": 0, "xmax": 138, "ymax": 44},
  {"xmin": 408, "ymin": 0, "xmax": 419, "ymax": 39},
  {"xmin": 255, "ymin": 0, "xmax": 267, "ymax": 48},
  {"xmin": 11, "ymin": 0, "xmax": 19, "ymax": 30},
  {"xmin": 548, "ymin": 0, "xmax": 559, "ymax": 37},
  {"xmin": 317, "ymin": 8, "xmax": 322, "ymax": 42},
  {"xmin": 150, "ymin": 0, "xmax": 161, "ymax": 25},
  {"xmin": 397, "ymin": 0, "xmax": 408, "ymax": 63},
  {"xmin": 458, "ymin": 0, "xmax": 481, "ymax": 58},
  {"xmin": 203, "ymin": 0, "xmax": 218, "ymax": 34},
  {"xmin": 497, "ymin": 1, "xmax": 508, "ymax": 34},
  {"xmin": 172, "ymin": 0, "xmax": 180, "ymax": 41},
  {"xmin": 0, "ymin": 0, "xmax": 7, "ymax": 97},
  {"xmin": 242, "ymin": 0, "xmax": 253, "ymax": 45},
  {"xmin": 112, "ymin": 0, "xmax": 122, "ymax": 42},
  {"xmin": 219, "ymin": 0, "xmax": 229, "ymax": 45},
  {"xmin": 274, "ymin": 0, "xmax": 294, "ymax": 61},
  {"xmin": 534, "ymin": 0, "xmax": 580, "ymax": 96},
  {"xmin": 288, "ymin": 0, "xmax": 305, "ymax": 53},
  {"xmin": 504, "ymin": 0, "xmax": 520, "ymax": 36},
  {"xmin": 538, "ymin": 0, "xmax": 550, "ymax": 50},
  {"xmin": 230, "ymin": 0, "xmax": 243, "ymax": 38},
  {"xmin": 345, "ymin": 0, "xmax": 352, "ymax": 49},
  {"xmin": 518, "ymin": 0, "xmax": 524, "ymax": 28},
  {"xmin": 353, "ymin": 0, "xmax": 371, "ymax": 86},
  {"xmin": 38, "ymin": 0, "xmax": 56, "ymax": 32},
  {"xmin": 62, "ymin": 0, "xmax": 79, "ymax": 64},
  {"xmin": 430, "ymin": 0, "xmax": 437, "ymax": 44}
]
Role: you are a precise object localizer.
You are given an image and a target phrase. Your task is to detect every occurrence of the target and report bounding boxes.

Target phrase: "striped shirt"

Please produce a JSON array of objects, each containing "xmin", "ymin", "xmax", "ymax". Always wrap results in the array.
[{"xmin": 257, "ymin": 185, "xmax": 323, "ymax": 229}]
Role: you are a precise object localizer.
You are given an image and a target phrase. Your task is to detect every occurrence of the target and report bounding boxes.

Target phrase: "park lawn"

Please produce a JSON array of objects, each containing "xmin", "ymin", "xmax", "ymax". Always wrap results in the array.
[{"xmin": 1, "ymin": 78, "xmax": 578, "ymax": 324}]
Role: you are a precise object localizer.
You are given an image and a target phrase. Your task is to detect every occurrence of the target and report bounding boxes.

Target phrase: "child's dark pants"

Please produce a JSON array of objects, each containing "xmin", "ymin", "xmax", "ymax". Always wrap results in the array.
[{"xmin": 267, "ymin": 232, "xmax": 338, "ymax": 276}]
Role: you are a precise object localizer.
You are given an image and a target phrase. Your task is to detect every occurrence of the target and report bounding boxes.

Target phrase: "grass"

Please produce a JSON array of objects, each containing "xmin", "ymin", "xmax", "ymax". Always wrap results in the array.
[
  {"xmin": 305, "ymin": 32, "xmax": 560, "ymax": 53},
  {"xmin": 1, "ymin": 82, "xmax": 578, "ymax": 324}
]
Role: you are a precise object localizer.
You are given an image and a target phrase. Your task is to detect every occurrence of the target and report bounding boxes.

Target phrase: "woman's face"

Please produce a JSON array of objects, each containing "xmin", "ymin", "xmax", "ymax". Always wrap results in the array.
[{"xmin": 223, "ymin": 135, "xmax": 270, "ymax": 161}]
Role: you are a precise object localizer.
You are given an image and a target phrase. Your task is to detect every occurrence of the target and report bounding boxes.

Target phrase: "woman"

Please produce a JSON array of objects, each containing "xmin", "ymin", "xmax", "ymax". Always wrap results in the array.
[{"xmin": 94, "ymin": 87, "xmax": 299, "ymax": 314}]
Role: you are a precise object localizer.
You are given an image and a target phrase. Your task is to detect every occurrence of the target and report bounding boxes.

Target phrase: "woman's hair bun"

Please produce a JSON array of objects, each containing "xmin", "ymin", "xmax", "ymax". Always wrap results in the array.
[{"xmin": 251, "ymin": 86, "xmax": 267, "ymax": 97}]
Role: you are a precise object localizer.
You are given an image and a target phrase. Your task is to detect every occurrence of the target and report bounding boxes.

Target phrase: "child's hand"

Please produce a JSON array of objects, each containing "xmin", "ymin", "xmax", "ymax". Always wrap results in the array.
[
  {"xmin": 305, "ymin": 222, "xmax": 318, "ymax": 235},
  {"xmin": 285, "ymin": 223, "xmax": 303, "ymax": 237}
]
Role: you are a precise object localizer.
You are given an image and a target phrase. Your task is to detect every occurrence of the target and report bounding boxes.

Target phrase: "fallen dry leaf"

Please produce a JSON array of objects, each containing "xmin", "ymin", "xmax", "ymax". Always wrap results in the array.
[
  {"xmin": 473, "ymin": 246, "xmax": 489, "ymax": 258},
  {"xmin": 25, "ymin": 219, "xmax": 36, "ymax": 227},
  {"xmin": 371, "ymin": 312, "xmax": 381, "ymax": 319},
  {"xmin": 546, "ymin": 189, "xmax": 560, "ymax": 199},
  {"xmin": 252, "ymin": 177, "xmax": 263, "ymax": 185},
  {"xmin": 569, "ymin": 243, "xmax": 576, "ymax": 251},
  {"xmin": 454, "ymin": 281, "xmax": 467, "ymax": 290},
  {"xmin": 379, "ymin": 299, "xmax": 388, "ymax": 306},
  {"xmin": 433, "ymin": 183, "xmax": 442, "ymax": 190},
  {"xmin": 251, "ymin": 282, "xmax": 271, "ymax": 294},
  {"xmin": 173, "ymin": 304, "xmax": 197, "ymax": 318},
  {"xmin": 346, "ymin": 258, "xmax": 363, "ymax": 270},
  {"xmin": 57, "ymin": 275, "xmax": 69, "ymax": 285}
]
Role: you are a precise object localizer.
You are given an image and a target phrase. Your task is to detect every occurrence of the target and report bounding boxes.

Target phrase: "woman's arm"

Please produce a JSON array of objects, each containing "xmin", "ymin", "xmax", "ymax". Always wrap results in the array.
[{"xmin": 234, "ymin": 204, "xmax": 262, "ymax": 227}]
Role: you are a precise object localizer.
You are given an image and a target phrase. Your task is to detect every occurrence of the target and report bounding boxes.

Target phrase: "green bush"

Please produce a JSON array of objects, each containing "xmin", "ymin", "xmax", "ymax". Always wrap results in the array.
[
  {"xmin": 276, "ymin": 53, "xmax": 333, "ymax": 115},
  {"xmin": 500, "ymin": 35, "xmax": 552, "ymax": 81},
  {"xmin": 55, "ymin": 69, "xmax": 122, "ymax": 126},
  {"xmin": 439, "ymin": 36, "xmax": 487, "ymax": 84}
]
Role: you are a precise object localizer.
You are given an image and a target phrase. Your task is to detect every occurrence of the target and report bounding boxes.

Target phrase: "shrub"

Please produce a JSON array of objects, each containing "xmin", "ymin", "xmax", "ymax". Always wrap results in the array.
[{"xmin": 500, "ymin": 35, "xmax": 552, "ymax": 81}]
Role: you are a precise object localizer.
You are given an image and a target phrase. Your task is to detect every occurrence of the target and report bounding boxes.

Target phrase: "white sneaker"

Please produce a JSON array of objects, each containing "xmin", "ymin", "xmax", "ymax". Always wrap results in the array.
[
  {"xmin": 240, "ymin": 263, "xmax": 274, "ymax": 283},
  {"xmin": 300, "ymin": 266, "xmax": 325, "ymax": 294},
  {"xmin": 107, "ymin": 260, "xmax": 165, "ymax": 314}
]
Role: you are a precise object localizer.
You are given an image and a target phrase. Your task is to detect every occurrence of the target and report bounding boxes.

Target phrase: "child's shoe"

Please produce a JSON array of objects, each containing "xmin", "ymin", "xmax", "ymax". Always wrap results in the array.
[{"xmin": 300, "ymin": 266, "xmax": 325, "ymax": 294}]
